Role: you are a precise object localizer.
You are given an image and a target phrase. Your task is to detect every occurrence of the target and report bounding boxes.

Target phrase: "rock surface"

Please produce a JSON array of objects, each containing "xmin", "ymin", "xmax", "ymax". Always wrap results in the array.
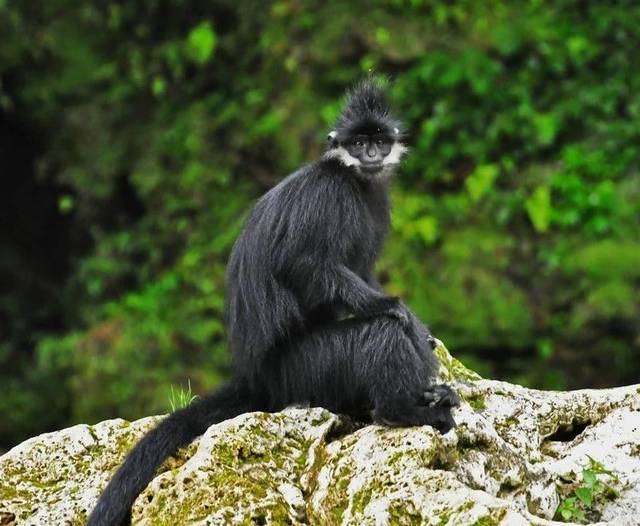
[{"xmin": 1, "ymin": 341, "xmax": 639, "ymax": 525}]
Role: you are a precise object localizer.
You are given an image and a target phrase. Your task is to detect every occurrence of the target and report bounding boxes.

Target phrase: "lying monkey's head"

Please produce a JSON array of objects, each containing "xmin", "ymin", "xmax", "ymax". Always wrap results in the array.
[{"xmin": 325, "ymin": 78, "xmax": 407, "ymax": 178}]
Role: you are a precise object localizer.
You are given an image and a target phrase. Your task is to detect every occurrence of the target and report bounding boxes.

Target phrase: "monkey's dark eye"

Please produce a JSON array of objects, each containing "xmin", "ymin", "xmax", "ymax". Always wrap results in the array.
[
  {"xmin": 376, "ymin": 139, "xmax": 383, "ymax": 146},
  {"xmin": 355, "ymin": 140, "xmax": 364, "ymax": 147}
]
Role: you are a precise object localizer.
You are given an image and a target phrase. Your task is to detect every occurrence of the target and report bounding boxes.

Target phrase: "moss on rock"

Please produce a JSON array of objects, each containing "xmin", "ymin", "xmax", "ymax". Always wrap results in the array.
[{"xmin": 1, "ymin": 343, "xmax": 639, "ymax": 525}]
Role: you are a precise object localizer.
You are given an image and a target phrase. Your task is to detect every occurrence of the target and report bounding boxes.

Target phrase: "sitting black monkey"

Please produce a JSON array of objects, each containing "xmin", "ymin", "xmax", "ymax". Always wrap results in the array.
[{"xmin": 87, "ymin": 79, "xmax": 459, "ymax": 526}]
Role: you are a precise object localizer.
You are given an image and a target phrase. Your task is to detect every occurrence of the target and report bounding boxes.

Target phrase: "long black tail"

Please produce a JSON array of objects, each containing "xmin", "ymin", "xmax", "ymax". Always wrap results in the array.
[{"xmin": 87, "ymin": 378, "xmax": 257, "ymax": 526}]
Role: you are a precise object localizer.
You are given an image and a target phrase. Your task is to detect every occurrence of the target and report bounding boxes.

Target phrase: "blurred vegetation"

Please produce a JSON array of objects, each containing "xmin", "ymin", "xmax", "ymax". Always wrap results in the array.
[{"xmin": 1, "ymin": 0, "xmax": 639, "ymax": 448}]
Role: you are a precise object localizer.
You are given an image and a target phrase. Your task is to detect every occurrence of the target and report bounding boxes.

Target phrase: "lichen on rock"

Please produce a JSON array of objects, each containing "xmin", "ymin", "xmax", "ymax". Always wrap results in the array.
[{"xmin": 1, "ymin": 341, "xmax": 639, "ymax": 525}]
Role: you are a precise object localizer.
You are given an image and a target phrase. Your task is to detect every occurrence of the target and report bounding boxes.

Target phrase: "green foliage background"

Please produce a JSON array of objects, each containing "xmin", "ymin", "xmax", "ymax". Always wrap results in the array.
[{"xmin": 1, "ymin": 1, "xmax": 639, "ymax": 448}]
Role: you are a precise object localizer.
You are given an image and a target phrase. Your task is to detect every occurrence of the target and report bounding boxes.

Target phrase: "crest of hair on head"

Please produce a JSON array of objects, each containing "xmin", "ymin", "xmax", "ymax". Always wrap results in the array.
[{"xmin": 332, "ymin": 77, "xmax": 404, "ymax": 141}]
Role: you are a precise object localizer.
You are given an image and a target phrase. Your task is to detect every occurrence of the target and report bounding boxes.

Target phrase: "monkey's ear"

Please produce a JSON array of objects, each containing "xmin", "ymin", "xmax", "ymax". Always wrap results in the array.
[{"xmin": 327, "ymin": 131, "xmax": 338, "ymax": 147}]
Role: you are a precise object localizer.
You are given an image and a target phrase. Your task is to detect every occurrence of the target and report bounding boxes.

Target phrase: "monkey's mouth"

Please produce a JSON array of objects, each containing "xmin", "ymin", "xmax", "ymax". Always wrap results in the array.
[{"xmin": 359, "ymin": 162, "xmax": 383, "ymax": 174}]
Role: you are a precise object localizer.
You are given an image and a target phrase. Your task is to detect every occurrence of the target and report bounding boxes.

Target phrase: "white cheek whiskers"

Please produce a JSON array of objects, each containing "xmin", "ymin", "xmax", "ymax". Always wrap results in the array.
[
  {"xmin": 324, "ymin": 147, "xmax": 362, "ymax": 167},
  {"xmin": 324, "ymin": 142, "xmax": 408, "ymax": 182},
  {"xmin": 324, "ymin": 142, "xmax": 408, "ymax": 168},
  {"xmin": 382, "ymin": 142, "xmax": 408, "ymax": 165}
]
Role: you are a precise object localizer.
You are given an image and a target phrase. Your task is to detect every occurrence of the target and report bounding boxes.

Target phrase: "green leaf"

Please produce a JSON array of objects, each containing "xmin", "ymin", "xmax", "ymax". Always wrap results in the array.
[
  {"xmin": 575, "ymin": 487, "xmax": 593, "ymax": 506},
  {"xmin": 532, "ymin": 113, "xmax": 559, "ymax": 146},
  {"xmin": 583, "ymin": 469, "xmax": 597, "ymax": 487},
  {"xmin": 58, "ymin": 195, "xmax": 74, "ymax": 214},
  {"xmin": 152, "ymin": 77, "xmax": 166, "ymax": 96},
  {"xmin": 536, "ymin": 340, "xmax": 553, "ymax": 360},
  {"xmin": 375, "ymin": 27, "xmax": 391, "ymax": 45},
  {"xmin": 187, "ymin": 22, "xmax": 217, "ymax": 64},
  {"xmin": 586, "ymin": 455, "xmax": 616, "ymax": 476},
  {"xmin": 525, "ymin": 186, "xmax": 551, "ymax": 233},
  {"xmin": 414, "ymin": 216, "xmax": 439, "ymax": 244},
  {"xmin": 465, "ymin": 164, "xmax": 498, "ymax": 202}
]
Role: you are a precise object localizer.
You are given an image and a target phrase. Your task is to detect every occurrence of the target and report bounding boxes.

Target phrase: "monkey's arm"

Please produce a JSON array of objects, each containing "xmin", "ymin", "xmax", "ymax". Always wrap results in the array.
[
  {"xmin": 287, "ymin": 258, "xmax": 409, "ymax": 324},
  {"xmin": 364, "ymin": 270, "xmax": 383, "ymax": 292},
  {"xmin": 274, "ymin": 172, "xmax": 407, "ymax": 323}
]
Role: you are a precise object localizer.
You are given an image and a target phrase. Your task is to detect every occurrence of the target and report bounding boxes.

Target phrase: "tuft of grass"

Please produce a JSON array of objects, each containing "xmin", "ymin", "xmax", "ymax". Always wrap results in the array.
[{"xmin": 168, "ymin": 379, "xmax": 199, "ymax": 412}]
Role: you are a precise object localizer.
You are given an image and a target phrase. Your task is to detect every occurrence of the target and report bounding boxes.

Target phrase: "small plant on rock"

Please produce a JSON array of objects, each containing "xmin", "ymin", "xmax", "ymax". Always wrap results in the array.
[
  {"xmin": 555, "ymin": 455, "xmax": 619, "ymax": 523},
  {"xmin": 168, "ymin": 379, "xmax": 199, "ymax": 412}
]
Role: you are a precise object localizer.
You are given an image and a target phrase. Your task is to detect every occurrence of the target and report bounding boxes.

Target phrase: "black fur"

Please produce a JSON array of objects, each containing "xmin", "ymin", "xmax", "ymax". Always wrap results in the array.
[
  {"xmin": 87, "ymin": 80, "xmax": 458, "ymax": 526},
  {"xmin": 333, "ymin": 77, "xmax": 403, "ymax": 139}
]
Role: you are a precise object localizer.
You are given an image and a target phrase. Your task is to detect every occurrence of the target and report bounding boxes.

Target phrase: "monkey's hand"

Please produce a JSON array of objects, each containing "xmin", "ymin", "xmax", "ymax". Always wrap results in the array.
[
  {"xmin": 418, "ymin": 384, "xmax": 460, "ymax": 433},
  {"xmin": 365, "ymin": 296, "xmax": 412, "ymax": 327},
  {"xmin": 420, "ymin": 384, "xmax": 460, "ymax": 409}
]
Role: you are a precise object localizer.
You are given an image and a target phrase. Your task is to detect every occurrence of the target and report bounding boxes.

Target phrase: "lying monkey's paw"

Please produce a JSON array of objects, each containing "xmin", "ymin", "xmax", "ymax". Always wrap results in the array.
[{"xmin": 421, "ymin": 384, "xmax": 460, "ymax": 408}]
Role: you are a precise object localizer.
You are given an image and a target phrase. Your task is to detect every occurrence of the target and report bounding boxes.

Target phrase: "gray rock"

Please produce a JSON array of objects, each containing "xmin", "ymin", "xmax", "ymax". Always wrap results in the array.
[{"xmin": 1, "ymin": 341, "xmax": 638, "ymax": 525}]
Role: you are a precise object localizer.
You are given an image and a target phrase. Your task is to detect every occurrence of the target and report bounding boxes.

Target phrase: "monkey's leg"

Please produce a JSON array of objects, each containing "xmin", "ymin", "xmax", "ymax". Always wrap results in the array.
[
  {"xmin": 358, "ymin": 316, "xmax": 458, "ymax": 432},
  {"xmin": 266, "ymin": 316, "xmax": 459, "ymax": 433}
]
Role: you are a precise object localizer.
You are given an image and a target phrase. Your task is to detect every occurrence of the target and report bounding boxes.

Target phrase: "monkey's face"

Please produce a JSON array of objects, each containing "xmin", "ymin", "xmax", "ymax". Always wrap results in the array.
[
  {"xmin": 344, "ymin": 135, "xmax": 393, "ymax": 174},
  {"xmin": 325, "ymin": 133, "xmax": 407, "ymax": 177}
]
